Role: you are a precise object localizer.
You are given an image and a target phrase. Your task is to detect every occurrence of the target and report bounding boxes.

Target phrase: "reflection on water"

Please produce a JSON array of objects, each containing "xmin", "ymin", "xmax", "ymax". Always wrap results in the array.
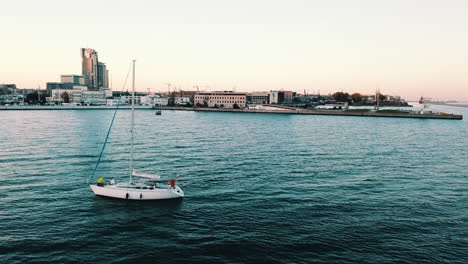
[{"xmin": 92, "ymin": 195, "xmax": 184, "ymax": 211}]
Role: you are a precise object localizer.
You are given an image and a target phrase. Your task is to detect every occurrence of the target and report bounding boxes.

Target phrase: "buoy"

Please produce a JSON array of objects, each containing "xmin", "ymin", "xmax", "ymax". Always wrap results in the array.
[
  {"xmin": 140, "ymin": 193, "xmax": 143, "ymax": 200},
  {"xmin": 126, "ymin": 193, "xmax": 129, "ymax": 199}
]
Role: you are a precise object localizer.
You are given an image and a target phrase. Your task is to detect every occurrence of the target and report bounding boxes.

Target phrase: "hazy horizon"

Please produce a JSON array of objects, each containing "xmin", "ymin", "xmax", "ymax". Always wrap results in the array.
[{"xmin": 2, "ymin": 0, "xmax": 467, "ymax": 101}]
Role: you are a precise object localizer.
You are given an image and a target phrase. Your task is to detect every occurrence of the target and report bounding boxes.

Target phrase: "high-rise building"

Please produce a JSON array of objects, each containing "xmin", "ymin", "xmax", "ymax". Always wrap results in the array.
[
  {"xmin": 97, "ymin": 62, "xmax": 109, "ymax": 88},
  {"xmin": 81, "ymin": 48, "xmax": 99, "ymax": 90},
  {"xmin": 81, "ymin": 48, "xmax": 109, "ymax": 90}
]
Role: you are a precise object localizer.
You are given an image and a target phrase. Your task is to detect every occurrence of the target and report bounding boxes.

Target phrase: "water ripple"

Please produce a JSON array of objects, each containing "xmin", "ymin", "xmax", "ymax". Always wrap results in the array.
[{"xmin": 0, "ymin": 107, "xmax": 467, "ymax": 263}]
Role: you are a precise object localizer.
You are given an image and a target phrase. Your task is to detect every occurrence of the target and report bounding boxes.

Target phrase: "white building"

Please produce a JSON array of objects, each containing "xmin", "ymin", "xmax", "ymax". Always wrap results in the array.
[
  {"xmin": 84, "ymin": 98, "xmax": 107, "ymax": 105},
  {"xmin": 153, "ymin": 95, "xmax": 168, "ymax": 106},
  {"xmin": 47, "ymin": 86, "xmax": 110, "ymax": 105},
  {"xmin": 120, "ymin": 95, "xmax": 142, "ymax": 105},
  {"xmin": 50, "ymin": 88, "xmax": 77, "ymax": 104},
  {"xmin": 194, "ymin": 91, "xmax": 246, "ymax": 108},
  {"xmin": 107, "ymin": 99, "xmax": 121, "ymax": 106},
  {"xmin": 82, "ymin": 90, "xmax": 108, "ymax": 105},
  {"xmin": 175, "ymin": 96, "xmax": 191, "ymax": 105},
  {"xmin": 140, "ymin": 95, "xmax": 156, "ymax": 106},
  {"xmin": 247, "ymin": 92, "xmax": 269, "ymax": 104}
]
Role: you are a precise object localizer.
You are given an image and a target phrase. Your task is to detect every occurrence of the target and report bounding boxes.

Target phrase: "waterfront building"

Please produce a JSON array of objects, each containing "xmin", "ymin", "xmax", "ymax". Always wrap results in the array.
[
  {"xmin": 176, "ymin": 90, "xmax": 197, "ymax": 104},
  {"xmin": 175, "ymin": 96, "xmax": 191, "ymax": 105},
  {"xmin": 47, "ymin": 76, "xmax": 83, "ymax": 97},
  {"xmin": 246, "ymin": 92, "xmax": 269, "ymax": 104},
  {"xmin": 1, "ymin": 86, "xmax": 46, "ymax": 105},
  {"xmin": 82, "ymin": 90, "xmax": 109, "ymax": 105},
  {"xmin": 0, "ymin": 84, "xmax": 22, "ymax": 105},
  {"xmin": 107, "ymin": 99, "xmax": 121, "ymax": 106},
  {"xmin": 153, "ymin": 95, "xmax": 168, "ymax": 106},
  {"xmin": 49, "ymin": 88, "xmax": 74, "ymax": 104},
  {"xmin": 0, "ymin": 93, "xmax": 24, "ymax": 105},
  {"xmin": 47, "ymin": 86, "xmax": 110, "ymax": 105},
  {"xmin": 97, "ymin": 62, "xmax": 109, "ymax": 88},
  {"xmin": 84, "ymin": 98, "xmax": 107, "ymax": 105},
  {"xmin": 194, "ymin": 91, "xmax": 246, "ymax": 108},
  {"xmin": 61, "ymin": 75, "xmax": 86, "ymax": 86},
  {"xmin": 140, "ymin": 95, "xmax": 154, "ymax": 106},
  {"xmin": 46, "ymin": 82, "xmax": 64, "ymax": 96},
  {"xmin": 120, "ymin": 95, "xmax": 142, "ymax": 105},
  {"xmin": 81, "ymin": 48, "xmax": 109, "ymax": 90},
  {"xmin": 133, "ymin": 94, "xmax": 170, "ymax": 106},
  {"xmin": 269, "ymin": 91, "xmax": 293, "ymax": 104},
  {"xmin": 81, "ymin": 48, "xmax": 98, "ymax": 89},
  {"xmin": 0, "ymin": 84, "xmax": 17, "ymax": 94}
]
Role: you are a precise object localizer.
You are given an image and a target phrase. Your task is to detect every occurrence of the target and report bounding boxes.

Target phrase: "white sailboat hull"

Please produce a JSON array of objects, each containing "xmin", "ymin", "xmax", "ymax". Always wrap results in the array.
[{"xmin": 90, "ymin": 184, "xmax": 184, "ymax": 200}]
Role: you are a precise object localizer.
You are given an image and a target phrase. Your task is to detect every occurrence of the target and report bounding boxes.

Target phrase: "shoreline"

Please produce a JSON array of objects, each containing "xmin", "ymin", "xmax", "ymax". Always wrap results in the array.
[
  {"xmin": 0, "ymin": 105, "xmax": 154, "ymax": 110},
  {"xmin": 0, "ymin": 105, "xmax": 463, "ymax": 120}
]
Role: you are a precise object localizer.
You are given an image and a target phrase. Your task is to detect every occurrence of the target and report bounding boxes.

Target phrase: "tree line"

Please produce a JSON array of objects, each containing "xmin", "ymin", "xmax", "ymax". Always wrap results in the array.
[{"xmin": 331, "ymin": 92, "xmax": 386, "ymax": 104}]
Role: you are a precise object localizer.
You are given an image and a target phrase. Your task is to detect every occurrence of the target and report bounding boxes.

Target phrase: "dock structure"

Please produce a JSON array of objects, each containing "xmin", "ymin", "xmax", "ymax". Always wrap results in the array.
[{"xmin": 157, "ymin": 106, "xmax": 463, "ymax": 120}]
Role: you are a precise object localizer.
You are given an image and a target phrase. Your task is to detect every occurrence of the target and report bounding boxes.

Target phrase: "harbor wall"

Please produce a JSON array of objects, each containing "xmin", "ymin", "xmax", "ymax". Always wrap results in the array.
[{"xmin": 156, "ymin": 107, "xmax": 463, "ymax": 120}]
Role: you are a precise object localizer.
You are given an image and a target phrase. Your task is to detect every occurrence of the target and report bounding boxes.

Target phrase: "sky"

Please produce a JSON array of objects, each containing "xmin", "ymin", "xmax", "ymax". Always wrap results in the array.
[{"xmin": 1, "ymin": 0, "xmax": 467, "ymax": 100}]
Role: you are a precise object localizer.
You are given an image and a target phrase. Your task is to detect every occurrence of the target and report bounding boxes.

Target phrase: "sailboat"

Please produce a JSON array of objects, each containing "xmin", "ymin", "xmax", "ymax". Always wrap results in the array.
[{"xmin": 89, "ymin": 60, "xmax": 184, "ymax": 200}]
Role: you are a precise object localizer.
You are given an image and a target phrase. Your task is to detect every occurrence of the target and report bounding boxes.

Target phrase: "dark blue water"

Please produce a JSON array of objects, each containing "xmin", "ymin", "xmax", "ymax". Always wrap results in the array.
[{"xmin": 1, "ymin": 106, "xmax": 467, "ymax": 263}]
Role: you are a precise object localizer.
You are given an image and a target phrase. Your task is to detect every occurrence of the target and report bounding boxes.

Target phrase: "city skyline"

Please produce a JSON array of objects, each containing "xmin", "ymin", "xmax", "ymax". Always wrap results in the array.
[{"xmin": 2, "ymin": 0, "xmax": 468, "ymax": 100}]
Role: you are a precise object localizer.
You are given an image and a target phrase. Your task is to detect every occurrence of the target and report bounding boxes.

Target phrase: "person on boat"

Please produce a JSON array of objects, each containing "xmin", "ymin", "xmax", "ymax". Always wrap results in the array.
[
  {"xmin": 110, "ymin": 177, "xmax": 115, "ymax": 185},
  {"xmin": 97, "ymin": 177, "xmax": 105, "ymax": 186},
  {"xmin": 170, "ymin": 179, "xmax": 176, "ymax": 189}
]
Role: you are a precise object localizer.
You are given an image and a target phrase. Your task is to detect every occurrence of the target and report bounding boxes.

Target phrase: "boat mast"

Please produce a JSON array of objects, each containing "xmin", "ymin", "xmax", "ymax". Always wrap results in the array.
[{"xmin": 130, "ymin": 60, "xmax": 136, "ymax": 183}]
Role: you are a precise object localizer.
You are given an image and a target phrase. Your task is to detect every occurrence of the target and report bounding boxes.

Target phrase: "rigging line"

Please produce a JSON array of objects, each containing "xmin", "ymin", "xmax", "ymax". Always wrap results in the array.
[{"xmin": 87, "ymin": 62, "xmax": 133, "ymax": 184}]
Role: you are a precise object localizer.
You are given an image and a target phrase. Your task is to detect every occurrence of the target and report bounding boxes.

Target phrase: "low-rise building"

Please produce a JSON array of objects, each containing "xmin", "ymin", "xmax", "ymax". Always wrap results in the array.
[
  {"xmin": 0, "ymin": 94, "xmax": 24, "ymax": 105},
  {"xmin": 140, "ymin": 95, "xmax": 154, "ymax": 106},
  {"xmin": 49, "ymin": 88, "xmax": 75, "ymax": 104},
  {"xmin": 81, "ymin": 90, "xmax": 104, "ymax": 105},
  {"xmin": 0, "ymin": 84, "xmax": 18, "ymax": 95},
  {"xmin": 84, "ymin": 98, "xmax": 107, "ymax": 105},
  {"xmin": 175, "ymin": 96, "xmax": 191, "ymax": 105},
  {"xmin": 107, "ymin": 99, "xmax": 121, "ymax": 106},
  {"xmin": 47, "ymin": 85, "xmax": 110, "ymax": 105},
  {"xmin": 120, "ymin": 95, "xmax": 142, "ymax": 105},
  {"xmin": 0, "ymin": 84, "xmax": 25, "ymax": 105},
  {"xmin": 246, "ymin": 92, "xmax": 269, "ymax": 104},
  {"xmin": 61, "ymin": 75, "xmax": 86, "ymax": 86},
  {"xmin": 269, "ymin": 91, "xmax": 293, "ymax": 104},
  {"xmin": 153, "ymin": 95, "xmax": 168, "ymax": 106},
  {"xmin": 194, "ymin": 91, "xmax": 246, "ymax": 108}
]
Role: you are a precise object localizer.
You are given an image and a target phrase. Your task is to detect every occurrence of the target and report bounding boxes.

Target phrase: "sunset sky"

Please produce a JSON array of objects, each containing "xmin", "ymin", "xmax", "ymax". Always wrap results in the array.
[{"xmin": 1, "ymin": 0, "xmax": 467, "ymax": 100}]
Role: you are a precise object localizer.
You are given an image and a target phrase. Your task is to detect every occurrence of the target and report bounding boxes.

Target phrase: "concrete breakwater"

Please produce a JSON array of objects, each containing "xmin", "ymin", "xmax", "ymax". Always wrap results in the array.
[
  {"xmin": 1, "ymin": 105, "xmax": 462, "ymax": 120},
  {"xmin": 157, "ymin": 106, "xmax": 463, "ymax": 120}
]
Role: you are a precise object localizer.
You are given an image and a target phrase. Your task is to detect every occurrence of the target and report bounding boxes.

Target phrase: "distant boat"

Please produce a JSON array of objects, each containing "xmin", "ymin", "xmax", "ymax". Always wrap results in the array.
[
  {"xmin": 155, "ymin": 110, "xmax": 162, "ymax": 115},
  {"xmin": 89, "ymin": 60, "xmax": 184, "ymax": 200}
]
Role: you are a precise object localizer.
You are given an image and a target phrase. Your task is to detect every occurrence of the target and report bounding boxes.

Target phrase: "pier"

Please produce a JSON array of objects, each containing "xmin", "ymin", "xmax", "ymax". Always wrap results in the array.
[{"xmin": 158, "ymin": 107, "xmax": 463, "ymax": 120}]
